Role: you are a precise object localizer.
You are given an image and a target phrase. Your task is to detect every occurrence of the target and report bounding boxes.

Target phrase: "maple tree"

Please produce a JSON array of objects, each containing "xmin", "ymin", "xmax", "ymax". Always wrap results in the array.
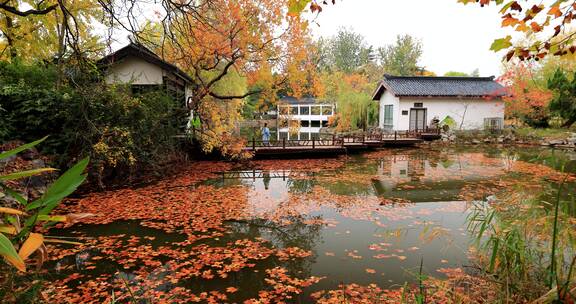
[
  {"xmin": 498, "ymin": 63, "xmax": 554, "ymax": 126},
  {"xmin": 459, "ymin": 0, "xmax": 576, "ymax": 61}
]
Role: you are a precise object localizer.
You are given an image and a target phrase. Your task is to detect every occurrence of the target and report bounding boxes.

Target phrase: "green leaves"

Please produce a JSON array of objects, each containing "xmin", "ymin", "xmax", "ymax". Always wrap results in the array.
[
  {"xmin": 0, "ymin": 168, "xmax": 56, "ymax": 182},
  {"xmin": 0, "ymin": 233, "xmax": 25, "ymax": 272},
  {"xmin": 0, "ymin": 136, "xmax": 47, "ymax": 160},
  {"xmin": 490, "ymin": 36, "xmax": 513, "ymax": 52},
  {"xmin": 26, "ymin": 157, "xmax": 89, "ymax": 215}
]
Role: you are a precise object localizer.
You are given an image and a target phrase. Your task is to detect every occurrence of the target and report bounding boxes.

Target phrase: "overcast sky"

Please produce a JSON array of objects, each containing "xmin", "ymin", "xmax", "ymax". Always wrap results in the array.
[{"xmin": 309, "ymin": 0, "xmax": 508, "ymax": 77}]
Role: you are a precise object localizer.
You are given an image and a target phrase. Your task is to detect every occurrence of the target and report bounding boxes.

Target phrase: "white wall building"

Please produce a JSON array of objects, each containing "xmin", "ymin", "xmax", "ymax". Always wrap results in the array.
[
  {"xmin": 99, "ymin": 43, "xmax": 193, "ymax": 109},
  {"xmin": 277, "ymin": 97, "xmax": 335, "ymax": 140},
  {"xmin": 372, "ymin": 75, "xmax": 506, "ymax": 131}
]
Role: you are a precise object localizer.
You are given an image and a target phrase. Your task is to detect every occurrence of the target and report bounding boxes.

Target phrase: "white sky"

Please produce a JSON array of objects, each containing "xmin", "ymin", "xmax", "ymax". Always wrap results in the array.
[{"xmin": 309, "ymin": 0, "xmax": 509, "ymax": 77}]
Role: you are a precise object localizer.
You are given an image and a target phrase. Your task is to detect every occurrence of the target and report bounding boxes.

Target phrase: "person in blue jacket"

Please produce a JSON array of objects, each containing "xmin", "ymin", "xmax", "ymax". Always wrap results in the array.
[{"xmin": 262, "ymin": 123, "xmax": 271, "ymax": 146}]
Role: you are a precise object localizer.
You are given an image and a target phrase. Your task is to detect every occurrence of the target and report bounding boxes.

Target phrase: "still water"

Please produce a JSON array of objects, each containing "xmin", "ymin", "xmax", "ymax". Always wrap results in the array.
[{"xmin": 47, "ymin": 146, "xmax": 576, "ymax": 303}]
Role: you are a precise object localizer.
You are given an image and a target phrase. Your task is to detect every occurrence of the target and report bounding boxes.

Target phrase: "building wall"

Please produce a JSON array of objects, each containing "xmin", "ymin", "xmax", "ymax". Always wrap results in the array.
[
  {"xmin": 396, "ymin": 98, "xmax": 504, "ymax": 130},
  {"xmin": 378, "ymin": 89, "xmax": 505, "ymax": 131},
  {"xmin": 104, "ymin": 56, "xmax": 165, "ymax": 85}
]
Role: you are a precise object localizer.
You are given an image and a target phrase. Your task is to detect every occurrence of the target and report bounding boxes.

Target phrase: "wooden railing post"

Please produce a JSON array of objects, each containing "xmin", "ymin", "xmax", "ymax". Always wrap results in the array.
[
  {"xmin": 312, "ymin": 137, "xmax": 315, "ymax": 149},
  {"xmin": 252, "ymin": 137, "xmax": 256, "ymax": 150},
  {"xmin": 394, "ymin": 131, "xmax": 397, "ymax": 141},
  {"xmin": 283, "ymin": 138, "xmax": 286, "ymax": 149}
]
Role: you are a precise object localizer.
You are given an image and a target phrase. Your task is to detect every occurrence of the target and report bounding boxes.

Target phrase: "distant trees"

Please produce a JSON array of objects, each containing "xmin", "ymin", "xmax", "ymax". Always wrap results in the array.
[
  {"xmin": 322, "ymin": 28, "xmax": 374, "ymax": 74},
  {"xmin": 548, "ymin": 69, "xmax": 576, "ymax": 128},
  {"xmin": 444, "ymin": 69, "xmax": 480, "ymax": 77},
  {"xmin": 378, "ymin": 34, "xmax": 423, "ymax": 76}
]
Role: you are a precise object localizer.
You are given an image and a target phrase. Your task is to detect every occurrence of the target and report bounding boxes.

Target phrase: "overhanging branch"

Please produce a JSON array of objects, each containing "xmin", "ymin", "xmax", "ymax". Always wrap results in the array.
[
  {"xmin": 208, "ymin": 90, "xmax": 261, "ymax": 100},
  {"xmin": 0, "ymin": 3, "xmax": 57, "ymax": 16}
]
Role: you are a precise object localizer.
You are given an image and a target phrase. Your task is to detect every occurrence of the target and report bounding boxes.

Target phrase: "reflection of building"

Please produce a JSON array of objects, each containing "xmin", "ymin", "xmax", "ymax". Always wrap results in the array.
[{"xmin": 277, "ymin": 97, "xmax": 335, "ymax": 140}]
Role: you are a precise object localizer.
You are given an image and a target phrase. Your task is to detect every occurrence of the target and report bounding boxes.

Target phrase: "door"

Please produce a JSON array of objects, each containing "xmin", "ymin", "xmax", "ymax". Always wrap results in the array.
[{"xmin": 409, "ymin": 109, "xmax": 427, "ymax": 131}]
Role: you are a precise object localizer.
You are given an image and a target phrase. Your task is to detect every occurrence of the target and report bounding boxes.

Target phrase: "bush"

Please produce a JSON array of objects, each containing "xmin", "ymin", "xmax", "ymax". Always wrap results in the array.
[{"xmin": 0, "ymin": 61, "xmax": 183, "ymax": 187}]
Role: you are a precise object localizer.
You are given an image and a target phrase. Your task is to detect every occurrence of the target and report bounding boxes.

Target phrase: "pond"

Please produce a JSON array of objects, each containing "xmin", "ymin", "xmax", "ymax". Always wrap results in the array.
[{"xmin": 45, "ymin": 146, "xmax": 576, "ymax": 303}]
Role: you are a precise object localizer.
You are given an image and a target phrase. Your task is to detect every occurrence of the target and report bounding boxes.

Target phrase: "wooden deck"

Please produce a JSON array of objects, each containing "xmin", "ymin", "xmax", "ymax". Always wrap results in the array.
[{"xmin": 245, "ymin": 130, "xmax": 436, "ymax": 157}]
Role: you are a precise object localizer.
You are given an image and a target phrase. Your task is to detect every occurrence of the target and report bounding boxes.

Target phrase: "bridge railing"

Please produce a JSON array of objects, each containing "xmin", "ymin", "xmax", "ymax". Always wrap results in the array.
[{"xmin": 248, "ymin": 137, "xmax": 344, "ymax": 150}]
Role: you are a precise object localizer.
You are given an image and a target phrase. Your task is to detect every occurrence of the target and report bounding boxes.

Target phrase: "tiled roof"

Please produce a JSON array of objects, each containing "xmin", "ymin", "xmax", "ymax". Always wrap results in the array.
[
  {"xmin": 372, "ymin": 74, "xmax": 506, "ymax": 100},
  {"xmin": 279, "ymin": 96, "xmax": 331, "ymax": 105}
]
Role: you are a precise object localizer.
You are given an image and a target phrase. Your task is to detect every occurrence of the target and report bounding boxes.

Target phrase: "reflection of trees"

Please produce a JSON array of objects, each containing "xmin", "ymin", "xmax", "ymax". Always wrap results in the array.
[
  {"xmin": 287, "ymin": 177, "xmax": 318, "ymax": 194},
  {"xmin": 226, "ymin": 214, "xmax": 324, "ymax": 277}
]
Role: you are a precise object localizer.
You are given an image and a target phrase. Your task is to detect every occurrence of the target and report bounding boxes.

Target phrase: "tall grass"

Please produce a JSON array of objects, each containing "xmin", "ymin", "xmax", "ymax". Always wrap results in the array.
[{"xmin": 467, "ymin": 174, "xmax": 576, "ymax": 303}]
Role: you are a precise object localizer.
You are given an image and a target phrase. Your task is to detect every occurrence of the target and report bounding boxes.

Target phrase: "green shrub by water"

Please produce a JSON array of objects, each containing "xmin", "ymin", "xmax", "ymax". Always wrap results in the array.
[{"xmin": 0, "ymin": 61, "xmax": 183, "ymax": 187}]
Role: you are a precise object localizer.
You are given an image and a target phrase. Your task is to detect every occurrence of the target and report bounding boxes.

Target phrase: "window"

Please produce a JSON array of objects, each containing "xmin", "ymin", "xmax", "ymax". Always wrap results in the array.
[
  {"xmin": 383, "ymin": 105, "xmax": 393, "ymax": 128},
  {"xmin": 299, "ymin": 106, "xmax": 310, "ymax": 115},
  {"xmin": 414, "ymin": 103, "xmax": 423, "ymax": 108},
  {"xmin": 402, "ymin": 110, "xmax": 409, "ymax": 115},
  {"xmin": 322, "ymin": 106, "xmax": 333, "ymax": 115},
  {"xmin": 311, "ymin": 106, "xmax": 321, "ymax": 115},
  {"xmin": 301, "ymin": 120, "xmax": 310, "ymax": 127},
  {"xmin": 290, "ymin": 106, "xmax": 298, "ymax": 115},
  {"xmin": 311, "ymin": 121, "xmax": 321, "ymax": 127},
  {"xmin": 484, "ymin": 117, "xmax": 503, "ymax": 130}
]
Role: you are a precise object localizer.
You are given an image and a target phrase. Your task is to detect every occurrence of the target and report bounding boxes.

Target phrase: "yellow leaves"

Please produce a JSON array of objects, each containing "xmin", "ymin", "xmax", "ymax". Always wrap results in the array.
[
  {"xmin": 0, "ymin": 207, "xmax": 27, "ymax": 216},
  {"xmin": 18, "ymin": 233, "xmax": 44, "ymax": 261}
]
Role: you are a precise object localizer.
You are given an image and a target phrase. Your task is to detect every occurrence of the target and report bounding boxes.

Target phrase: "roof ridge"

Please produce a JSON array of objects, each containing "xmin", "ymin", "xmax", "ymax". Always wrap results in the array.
[{"xmin": 383, "ymin": 74, "xmax": 495, "ymax": 81}]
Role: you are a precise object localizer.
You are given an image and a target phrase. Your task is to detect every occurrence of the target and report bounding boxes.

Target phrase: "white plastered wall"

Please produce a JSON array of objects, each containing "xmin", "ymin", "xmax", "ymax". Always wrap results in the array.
[
  {"xmin": 396, "ymin": 98, "xmax": 504, "ymax": 130},
  {"xmin": 104, "ymin": 56, "xmax": 164, "ymax": 85}
]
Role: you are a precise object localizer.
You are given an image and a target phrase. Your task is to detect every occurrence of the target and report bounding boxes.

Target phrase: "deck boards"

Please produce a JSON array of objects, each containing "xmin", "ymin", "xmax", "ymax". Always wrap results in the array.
[{"xmin": 246, "ymin": 137, "xmax": 425, "ymax": 157}]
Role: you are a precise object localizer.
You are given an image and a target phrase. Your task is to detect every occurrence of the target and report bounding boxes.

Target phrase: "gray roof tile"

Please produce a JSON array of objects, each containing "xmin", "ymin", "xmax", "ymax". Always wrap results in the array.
[{"xmin": 372, "ymin": 74, "xmax": 506, "ymax": 100}]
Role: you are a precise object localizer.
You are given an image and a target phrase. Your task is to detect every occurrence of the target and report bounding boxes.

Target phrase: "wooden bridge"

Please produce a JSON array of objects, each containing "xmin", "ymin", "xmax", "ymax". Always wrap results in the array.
[{"xmin": 245, "ymin": 129, "xmax": 440, "ymax": 157}]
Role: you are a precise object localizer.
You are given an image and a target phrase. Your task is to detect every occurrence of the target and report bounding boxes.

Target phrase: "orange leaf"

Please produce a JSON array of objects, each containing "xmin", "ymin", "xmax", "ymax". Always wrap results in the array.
[
  {"xmin": 18, "ymin": 233, "xmax": 44, "ymax": 260},
  {"xmin": 226, "ymin": 287, "xmax": 238, "ymax": 293}
]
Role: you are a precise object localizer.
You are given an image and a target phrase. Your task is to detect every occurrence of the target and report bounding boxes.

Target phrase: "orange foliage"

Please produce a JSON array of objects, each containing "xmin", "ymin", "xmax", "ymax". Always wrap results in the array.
[{"xmin": 498, "ymin": 64, "xmax": 553, "ymax": 123}]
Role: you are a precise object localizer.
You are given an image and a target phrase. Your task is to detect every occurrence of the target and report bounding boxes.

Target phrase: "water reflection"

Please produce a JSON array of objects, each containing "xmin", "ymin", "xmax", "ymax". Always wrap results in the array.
[{"xmin": 46, "ymin": 146, "xmax": 576, "ymax": 303}]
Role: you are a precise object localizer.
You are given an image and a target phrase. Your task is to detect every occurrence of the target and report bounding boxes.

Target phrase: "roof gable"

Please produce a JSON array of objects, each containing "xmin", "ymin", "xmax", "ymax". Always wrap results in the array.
[
  {"xmin": 98, "ymin": 43, "xmax": 192, "ymax": 83},
  {"xmin": 372, "ymin": 74, "xmax": 506, "ymax": 100}
]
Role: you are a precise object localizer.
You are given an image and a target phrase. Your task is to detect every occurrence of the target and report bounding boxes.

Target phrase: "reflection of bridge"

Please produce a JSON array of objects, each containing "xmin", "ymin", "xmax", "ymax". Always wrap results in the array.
[
  {"xmin": 244, "ymin": 129, "xmax": 441, "ymax": 157},
  {"xmin": 220, "ymin": 170, "xmax": 313, "ymax": 180}
]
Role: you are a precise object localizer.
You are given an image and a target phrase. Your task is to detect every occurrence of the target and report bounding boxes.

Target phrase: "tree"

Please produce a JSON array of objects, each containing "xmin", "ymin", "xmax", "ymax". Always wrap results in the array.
[
  {"xmin": 548, "ymin": 69, "xmax": 576, "ymax": 127},
  {"xmin": 0, "ymin": 0, "xmax": 103, "ymax": 63},
  {"xmin": 499, "ymin": 63, "xmax": 553, "ymax": 127},
  {"xmin": 323, "ymin": 27, "xmax": 373, "ymax": 73},
  {"xmin": 378, "ymin": 34, "xmax": 423, "ymax": 76},
  {"xmin": 444, "ymin": 71, "xmax": 470, "ymax": 77},
  {"xmin": 322, "ymin": 72, "xmax": 377, "ymax": 131},
  {"xmin": 460, "ymin": 0, "xmax": 576, "ymax": 61}
]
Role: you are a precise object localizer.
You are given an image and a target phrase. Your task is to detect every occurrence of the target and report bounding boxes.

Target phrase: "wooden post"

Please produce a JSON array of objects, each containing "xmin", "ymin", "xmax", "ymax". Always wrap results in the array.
[
  {"xmin": 312, "ymin": 137, "xmax": 315, "ymax": 149},
  {"xmin": 394, "ymin": 131, "xmax": 397, "ymax": 141},
  {"xmin": 283, "ymin": 137, "xmax": 286, "ymax": 149},
  {"xmin": 252, "ymin": 137, "xmax": 256, "ymax": 150}
]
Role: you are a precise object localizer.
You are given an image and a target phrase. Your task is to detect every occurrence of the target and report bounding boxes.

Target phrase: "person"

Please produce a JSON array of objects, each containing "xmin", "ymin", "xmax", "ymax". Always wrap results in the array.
[{"xmin": 262, "ymin": 123, "xmax": 271, "ymax": 146}]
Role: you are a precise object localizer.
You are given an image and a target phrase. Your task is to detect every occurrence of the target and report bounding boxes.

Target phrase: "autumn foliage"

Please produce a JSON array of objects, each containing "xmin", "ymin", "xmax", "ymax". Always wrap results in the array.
[{"xmin": 498, "ymin": 63, "xmax": 553, "ymax": 126}]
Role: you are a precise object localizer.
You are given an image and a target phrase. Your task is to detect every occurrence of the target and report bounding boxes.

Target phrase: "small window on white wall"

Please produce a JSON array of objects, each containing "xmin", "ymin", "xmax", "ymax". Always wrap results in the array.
[
  {"xmin": 383, "ymin": 105, "xmax": 393, "ymax": 128},
  {"xmin": 484, "ymin": 117, "xmax": 503, "ymax": 130}
]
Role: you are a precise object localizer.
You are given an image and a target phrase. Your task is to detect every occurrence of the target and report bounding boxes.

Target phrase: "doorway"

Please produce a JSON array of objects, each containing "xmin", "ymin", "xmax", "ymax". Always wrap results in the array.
[{"xmin": 409, "ymin": 108, "xmax": 427, "ymax": 131}]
